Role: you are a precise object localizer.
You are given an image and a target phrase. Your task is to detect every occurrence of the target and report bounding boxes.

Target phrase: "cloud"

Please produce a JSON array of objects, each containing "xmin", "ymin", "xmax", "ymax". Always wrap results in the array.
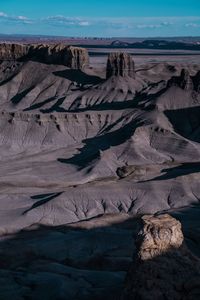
[
  {"xmin": 161, "ymin": 21, "xmax": 173, "ymax": 26},
  {"xmin": 17, "ymin": 16, "xmax": 28, "ymax": 20},
  {"xmin": 79, "ymin": 21, "xmax": 90, "ymax": 26},
  {"xmin": 136, "ymin": 24, "xmax": 161, "ymax": 29},
  {"xmin": 0, "ymin": 12, "xmax": 7, "ymax": 17},
  {"xmin": 0, "ymin": 13, "xmax": 200, "ymax": 37},
  {"xmin": 135, "ymin": 21, "xmax": 174, "ymax": 30},
  {"xmin": 185, "ymin": 23, "xmax": 200, "ymax": 28},
  {"xmin": 42, "ymin": 16, "xmax": 91, "ymax": 27},
  {"xmin": 0, "ymin": 11, "xmax": 32, "ymax": 24}
]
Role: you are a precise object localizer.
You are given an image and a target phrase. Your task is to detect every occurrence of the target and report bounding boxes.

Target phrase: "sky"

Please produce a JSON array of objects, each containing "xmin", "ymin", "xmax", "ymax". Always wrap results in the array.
[{"xmin": 0, "ymin": 0, "xmax": 200, "ymax": 37}]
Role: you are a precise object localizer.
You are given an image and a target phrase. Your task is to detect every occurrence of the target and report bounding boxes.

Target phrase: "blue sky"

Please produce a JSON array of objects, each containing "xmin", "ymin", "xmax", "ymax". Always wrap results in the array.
[{"xmin": 0, "ymin": 0, "xmax": 200, "ymax": 37}]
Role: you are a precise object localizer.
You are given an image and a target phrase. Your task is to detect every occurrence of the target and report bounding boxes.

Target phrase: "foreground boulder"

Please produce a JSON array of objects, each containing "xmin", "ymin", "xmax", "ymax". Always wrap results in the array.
[
  {"xmin": 122, "ymin": 214, "xmax": 200, "ymax": 300},
  {"xmin": 106, "ymin": 52, "xmax": 135, "ymax": 79},
  {"xmin": 0, "ymin": 43, "xmax": 89, "ymax": 69}
]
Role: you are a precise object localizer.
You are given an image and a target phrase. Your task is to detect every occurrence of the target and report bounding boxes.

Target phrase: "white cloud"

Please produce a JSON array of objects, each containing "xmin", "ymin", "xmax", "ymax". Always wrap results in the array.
[
  {"xmin": 161, "ymin": 21, "xmax": 173, "ymax": 26},
  {"xmin": 17, "ymin": 16, "xmax": 28, "ymax": 20},
  {"xmin": 0, "ymin": 12, "xmax": 7, "ymax": 17},
  {"xmin": 42, "ymin": 16, "xmax": 91, "ymax": 27},
  {"xmin": 79, "ymin": 21, "xmax": 90, "ymax": 26},
  {"xmin": 185, "ymin": 23, "xmax": 200, "ymax": 28},
  {"xmin": 136, "ymin": 24, "xmax": 162, "ymax": 29},
  {"xmin": 0, "ymin": 13, "xmax": 200, "ymax": 36},
  {"xmin": 0, "ymin": 12, "xmax": 33, "ymax": 25}
]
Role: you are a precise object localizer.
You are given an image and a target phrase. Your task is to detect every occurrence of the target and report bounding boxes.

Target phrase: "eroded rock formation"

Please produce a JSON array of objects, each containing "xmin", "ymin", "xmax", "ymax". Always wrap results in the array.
[
  {"xmin": 67, "ymin": 46, "xmax": 89, "ymax": 69},
  {"xmin": 179, "ymin": 69, "xmax": 194, "ymax": 90},
  {"xmin": 193, "ymin": 70, "xmax": 200, "ymax": 93},
  {"xmin": 0, "ymin": 43, "xmax": 28, "ymax": 60},
  {"xmin": 29, "ymin": 44, "xmax": 89, "ymax": 69},
  {"xmin": 122, "ymin": 214, "xmax": 200, "ymax": 300},
  {"xmin": 106, "ymin": 52, "xmax": 135, "ymax": 79},
  {"xmin": 0, "ymin": 43, "xmax": 89, "ymax": 69},
  {"xmin": 169, "ymin": 68, "xmax": 194, "ymax": 90}
]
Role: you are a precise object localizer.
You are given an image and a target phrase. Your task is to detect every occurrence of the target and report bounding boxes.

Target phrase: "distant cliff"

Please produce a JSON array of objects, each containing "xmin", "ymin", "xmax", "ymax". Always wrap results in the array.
[{"xmin": 0, "ymin": 43, "xmax": 89, "ymax": 69}]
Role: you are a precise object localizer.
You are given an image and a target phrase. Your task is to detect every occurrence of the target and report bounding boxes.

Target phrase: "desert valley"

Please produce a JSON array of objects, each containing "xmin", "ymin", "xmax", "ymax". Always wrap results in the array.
[{"xmin": 0, "ymin": 37, "xmax": 200, "ymax": 299}]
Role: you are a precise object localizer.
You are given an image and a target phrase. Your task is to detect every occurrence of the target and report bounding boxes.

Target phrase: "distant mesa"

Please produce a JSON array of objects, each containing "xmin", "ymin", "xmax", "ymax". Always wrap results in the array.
[
  {"xmin": 110, "ymin": 39, "xmax": 200, "ymax": 51},
  {"xmin": 0, "ymin": 43, "xmax": 89, "ymax": 70},
  {"xmin": 28, "ymin": 44, "xmax": 89, "ymax": 70},
  {"xmin": 122, "ymin": 214, "xmax": 200, "ymax": 300},
  {"xmin": 111, "ymin": 40, "xmax": 130, "ymax": 47},
  {"xmin": 106, "ymin": 52, "xmax": 135, "ymax": 79}
]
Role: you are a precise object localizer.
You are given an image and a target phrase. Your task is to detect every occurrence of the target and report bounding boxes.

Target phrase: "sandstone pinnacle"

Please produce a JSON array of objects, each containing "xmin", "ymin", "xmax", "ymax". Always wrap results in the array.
[{"xmin": 106, "ymin": 52, "xmax": 135, "ymax": 79}]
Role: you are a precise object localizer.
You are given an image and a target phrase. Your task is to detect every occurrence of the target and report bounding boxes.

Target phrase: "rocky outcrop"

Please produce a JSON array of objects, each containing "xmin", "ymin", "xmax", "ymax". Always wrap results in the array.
[
  {"xmin": 122, "ymin": 214, "xmax": 200, "ymax": 300},
  {"xmin": 67, "ymin": 46, "xmax": 89, "ymax": 69},
  {"xmin": 106, "ymin": 52, "xmax": 135, "ymax": 79},
  {"xmin": 169, "ymin": 68, "xmax": 194, "ymax": 90},
  {"xmin": 0, "ymin": 43, "xmax": 28, "ymax": 60},
  {"xmin": 179, "ymin": 69, "xmax": 194, "ymax": 90},
  {"xmin": 193, "ymin": 70, "xmax": 200, "ymax": 93},
  {"xmin": 28, "ymin": 44, "xmax": 89, "ymax": 69},
  {"xmin": 0, "ymin": 43, "xmax": 89, "ymax": 69}
]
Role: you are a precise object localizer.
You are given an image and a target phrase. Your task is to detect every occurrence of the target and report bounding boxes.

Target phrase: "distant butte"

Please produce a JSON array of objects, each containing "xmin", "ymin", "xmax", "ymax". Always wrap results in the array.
[{"xmin": 106, "ymin": 52, "xmax": 135, "ymax": 79}]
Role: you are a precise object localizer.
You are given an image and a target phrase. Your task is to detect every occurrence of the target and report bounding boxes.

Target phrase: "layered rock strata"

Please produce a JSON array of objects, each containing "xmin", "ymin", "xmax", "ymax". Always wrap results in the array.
[
  {"xmin": 0, "ymin": 43, "xmax": 28, "ymax": 60},
  {"xmin": 0, "ymin": 43, "xmax": 89, "ymax": 69},
  {"xmin": 106, "ymin": 52, "xmax": 135, "ymax": 79}
]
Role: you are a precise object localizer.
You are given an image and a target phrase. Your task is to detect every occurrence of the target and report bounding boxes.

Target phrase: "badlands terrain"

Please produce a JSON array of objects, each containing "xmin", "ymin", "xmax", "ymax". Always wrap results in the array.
[{"xmin": 0, "ymin": 41, "xmax": 200, "ymax": 299}]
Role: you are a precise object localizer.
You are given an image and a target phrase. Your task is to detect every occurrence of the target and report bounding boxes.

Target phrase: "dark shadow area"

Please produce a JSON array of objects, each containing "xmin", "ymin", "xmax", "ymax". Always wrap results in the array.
[
  {"xmin": 165, "ymin": 106, "xmax": 200, "ymax": 143},
  {"xmin": 193, "ymin": 70, "xmax": 200, "ymax": 92},
  {"xmin": 24, "ymin": 96, "xmax": 57, "ymax": 111},
  {"xmin": 0, "ymin": 71, "xmax": 20, "ymax": 87},
  {"xmin": 24, "ymin": 96, "xmax": 66, "ymax": 112},
  {"xmin": 122, "ymin": 243, "xmax": 200, "ymax": 300},
  {"xmin": 64, "ymin": 98, "xmax": 140, "ymax": 113},
  {"xmin": 11, "ymin": 86, "xmax": 34, "ymax": 105},
  {"xmin": 0, "ymin": 210, "xmax": 137, "ymax": 300},
  {"xmin": 39, "ymin": 97, "xmax": 67, "ymax": 113},
  {"xmin": 58, "ymin": 118, "xmax": 143, "ymax": 169},
  {"xmin": 22, "ymin": 192, "xmax": 63, "ymax": 215},
  {"xmin": 140, "ymin": 162, "xmax": 200, "ymax": 183},
  {"xmin": 17, "ymin": 50, "xmax": 68, "ymax": 66},
  {"xmin": 135, "ymin": 84, "xmax": 169, "ymax": 108},
  {"xmin": 53, "ymin": 69, "xmax": 103, "ymax": 85},
  {"xmin": 25, "ymin": 89, "xmax": 151, "ymax": 114},
  {"xmin": 0, "ymin": 203, "xmax": 200, "ymax": 299}
]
